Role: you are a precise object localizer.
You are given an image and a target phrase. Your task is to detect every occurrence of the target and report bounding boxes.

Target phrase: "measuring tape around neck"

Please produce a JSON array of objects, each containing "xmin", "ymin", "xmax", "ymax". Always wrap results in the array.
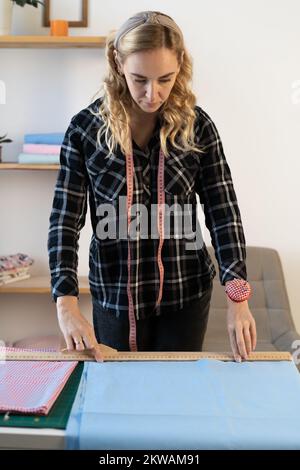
[{"xmin": 126, "ymin": 133, "xmax": 165, "ymax": 352}]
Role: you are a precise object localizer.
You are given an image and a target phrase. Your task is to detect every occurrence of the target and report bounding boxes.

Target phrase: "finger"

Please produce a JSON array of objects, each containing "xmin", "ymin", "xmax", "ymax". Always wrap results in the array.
[
  {"xmin": 236, "ymin": 324, "xmax": 248, "ymax": 360},
  {"xmin": 73, "ymin": 336, "xmax": 85, "ymax": 351},
  {"xmin": 81, "ymin": 332, "xmax": 96, "ymax": 350},
  {"xmin": 250, "ymin": 319, "xmax": 257, "ymax": 350},
  {"xmin": 243, "ymin": 326, "xmax": 252, "ymax": 355},
  {"xmin": 91, "ymin": 345, "xmax": 104, "ymax": 363},
  {"xmin": 59, "ymin": 336, "xmax": 67, "ymax": 351},
  {"xmin": 65, "ymin": 335, "xmax": 74, "ymax": 351},
  {"xmin": 82, "ymin": 334, "xmax": 104, "ymax": 362},
  {"xmin": 228, "ymin": 328, "xmax": 242, "ymax": 362}
]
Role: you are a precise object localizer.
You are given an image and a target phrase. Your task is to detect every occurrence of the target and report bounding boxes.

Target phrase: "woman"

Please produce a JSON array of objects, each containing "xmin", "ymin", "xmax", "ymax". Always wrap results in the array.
[{"xmin": 48, "ymin": 10, "xmax": 256, "ymax": 362}]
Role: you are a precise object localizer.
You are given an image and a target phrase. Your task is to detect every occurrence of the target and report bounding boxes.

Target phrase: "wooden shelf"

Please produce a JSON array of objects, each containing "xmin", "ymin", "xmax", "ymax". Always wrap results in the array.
[
  {"xmin": 0, "ymin": 163, "xmax": 59, "ymax": 170},
  {"xmin": 0, "ymin": 35, "xmax": 106, "ymax": 48},
  {"xmin": 0, "ymin": 276, "xmax": 90, "ymax": 294}
]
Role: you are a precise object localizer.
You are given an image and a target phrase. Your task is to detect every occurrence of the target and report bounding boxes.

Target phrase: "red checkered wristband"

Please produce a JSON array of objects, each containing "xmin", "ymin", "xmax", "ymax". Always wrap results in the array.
[{"xmin": 225, "ymin": 278, "xmax": 251, "ymax": 302}]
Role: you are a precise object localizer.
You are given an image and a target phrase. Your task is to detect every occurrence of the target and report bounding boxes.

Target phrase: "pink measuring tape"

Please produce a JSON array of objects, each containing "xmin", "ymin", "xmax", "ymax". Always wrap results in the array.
[{"xmin": 126, "ymin": 135, "xmax": 165, "ymax": 351}]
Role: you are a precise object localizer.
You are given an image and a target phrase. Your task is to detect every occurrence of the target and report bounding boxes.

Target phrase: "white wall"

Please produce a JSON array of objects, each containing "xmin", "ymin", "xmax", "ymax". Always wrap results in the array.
[{"xmin": 0, "ymin": 0, "xmax": 299, "ymax": 342}]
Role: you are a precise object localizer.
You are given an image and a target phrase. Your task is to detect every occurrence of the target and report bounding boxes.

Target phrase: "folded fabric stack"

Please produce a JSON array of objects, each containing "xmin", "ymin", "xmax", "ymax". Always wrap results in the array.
[
  {"xmin": 0, "ymin": 347, "xmax": 77, "ymax": 415},
  {"xmin": 18, "ymin": 133, "xmax": 64, "ymax": 164},
  {"xmin": 0, "ymin": 253, "xmax": 34, "ymax": 285}
]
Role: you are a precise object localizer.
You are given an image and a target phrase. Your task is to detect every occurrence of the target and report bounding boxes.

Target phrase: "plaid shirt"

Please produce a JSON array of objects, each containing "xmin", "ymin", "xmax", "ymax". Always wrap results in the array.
[{"xmin": 48, "ymin": 98, "xmax": 247, "ymax": 319}]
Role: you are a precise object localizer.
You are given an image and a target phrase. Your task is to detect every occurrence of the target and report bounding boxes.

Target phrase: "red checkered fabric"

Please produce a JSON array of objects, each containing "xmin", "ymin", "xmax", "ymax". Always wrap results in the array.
[
  {"xmin": 0, "ymin": 347, "xmax": 77, "ymax": 415},
  {"xmin": 225, "ymin": 279, "xmax": 251, "ymax": 302}
]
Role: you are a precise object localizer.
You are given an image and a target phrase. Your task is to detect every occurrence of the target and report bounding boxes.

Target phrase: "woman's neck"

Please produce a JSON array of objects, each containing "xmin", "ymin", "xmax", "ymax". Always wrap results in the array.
[{"xmin": 129, "ymin": 101, "xmax": 159, "ymax": 126}]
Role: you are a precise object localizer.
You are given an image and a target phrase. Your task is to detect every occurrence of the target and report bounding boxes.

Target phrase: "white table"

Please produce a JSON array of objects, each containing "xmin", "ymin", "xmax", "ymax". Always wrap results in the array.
[{"xmin": 0, "ymin": 427, "xmax": 64, "ymax": 449}]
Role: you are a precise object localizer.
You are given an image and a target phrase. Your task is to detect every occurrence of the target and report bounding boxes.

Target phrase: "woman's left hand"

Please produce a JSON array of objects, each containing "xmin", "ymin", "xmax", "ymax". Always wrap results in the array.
[{"xmin": 226, "ymin": 299, "xmax": 257, "ymax": 362}]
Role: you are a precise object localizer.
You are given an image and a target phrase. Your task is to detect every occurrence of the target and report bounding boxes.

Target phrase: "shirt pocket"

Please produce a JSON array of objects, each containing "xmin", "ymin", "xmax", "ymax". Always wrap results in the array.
[
  {"xmin": 164, "ymin": 152, "xmax": 199, "ymax": 200},
  {"xmin": 86, "ymin": 152, "xmax": 127, "ymax": 202}
]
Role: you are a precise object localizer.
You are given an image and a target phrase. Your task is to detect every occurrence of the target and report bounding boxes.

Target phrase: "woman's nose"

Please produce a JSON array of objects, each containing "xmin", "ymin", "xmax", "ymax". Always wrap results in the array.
[{"xmin": 145, "ymin": 81, "xmax": 159, "ymax": 101}]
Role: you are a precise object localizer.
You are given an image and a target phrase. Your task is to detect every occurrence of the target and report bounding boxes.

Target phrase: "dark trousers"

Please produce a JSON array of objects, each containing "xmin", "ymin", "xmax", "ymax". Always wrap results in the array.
[{"xmin": 92, "ymin": 283, "xmax": 213, "ymax": 352}]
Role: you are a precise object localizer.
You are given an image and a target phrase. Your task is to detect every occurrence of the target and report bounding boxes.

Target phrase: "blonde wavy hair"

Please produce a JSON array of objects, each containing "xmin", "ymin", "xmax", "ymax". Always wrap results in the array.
[{"xmin": 90, "ymin": 11, "xmax": 204, "ymax": 159}]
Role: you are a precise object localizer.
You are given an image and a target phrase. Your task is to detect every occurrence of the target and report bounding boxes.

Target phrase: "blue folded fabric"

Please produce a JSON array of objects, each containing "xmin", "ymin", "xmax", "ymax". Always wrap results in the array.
[
  {"xmin": 18, "ymin": 153, "xmax": 60, "ymax": 164},
  {"xmin": 24, "ymin": 133, "xmax": 64, "ymax": 145},
  {"xmin": 65, "ymin": 359, "xmax": 300, "ymax": 450}
]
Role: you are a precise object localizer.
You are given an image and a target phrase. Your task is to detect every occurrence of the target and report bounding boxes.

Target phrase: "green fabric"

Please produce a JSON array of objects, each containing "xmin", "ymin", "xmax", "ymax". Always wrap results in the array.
[{"xmin": 0, "ymin": 362, "xmax": 83, "ymax": 429}]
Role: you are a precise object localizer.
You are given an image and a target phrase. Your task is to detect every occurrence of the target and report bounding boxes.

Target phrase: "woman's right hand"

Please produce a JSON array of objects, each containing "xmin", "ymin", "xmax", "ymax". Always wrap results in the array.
[{"xmin": 56, "ymin": 296, "xmax": 104, "ymax": 362}]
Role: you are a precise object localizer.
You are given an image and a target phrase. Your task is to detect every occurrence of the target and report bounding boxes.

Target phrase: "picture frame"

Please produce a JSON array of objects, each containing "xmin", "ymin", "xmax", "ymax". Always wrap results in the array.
[{"xmin": 43, "ymin": 0, "xmax": 88, "ymax": 28}]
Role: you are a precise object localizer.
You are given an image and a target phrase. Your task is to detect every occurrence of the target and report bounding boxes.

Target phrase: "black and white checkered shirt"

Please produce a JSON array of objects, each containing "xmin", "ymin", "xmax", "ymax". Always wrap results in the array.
[{"xmin": 48, "ymin": 97, "xmax": 247, "ymax": 319}]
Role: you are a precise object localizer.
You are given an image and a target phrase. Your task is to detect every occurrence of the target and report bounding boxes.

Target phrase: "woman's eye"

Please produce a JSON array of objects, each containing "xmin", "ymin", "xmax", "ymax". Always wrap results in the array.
[{"xmin": 135, "ymin": 79, "xmax": 171, "ymax": 83}]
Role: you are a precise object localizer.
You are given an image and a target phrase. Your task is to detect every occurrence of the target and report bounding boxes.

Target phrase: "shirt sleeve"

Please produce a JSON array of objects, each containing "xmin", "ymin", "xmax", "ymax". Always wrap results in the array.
[
  {"xmin": 47, "ymin": 116, "xmax": 88, "ymax": 302},
  {"xmin": 194, "ymin": 107, "xmax": 247, "ymax": 286}
]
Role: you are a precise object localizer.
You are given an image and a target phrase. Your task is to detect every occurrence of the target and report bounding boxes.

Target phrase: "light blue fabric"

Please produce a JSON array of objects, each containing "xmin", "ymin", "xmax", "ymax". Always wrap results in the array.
[
  {"xmin": 24, "ymin": 133, "xmax": 64, "ymax": 145},
  {"xmin": 65, "ymin": 359, "xmax": 300, "ymax": 450},
  {"xmin": 18, "ymin": 153, "xmax": 60, "ymax": 164}
]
